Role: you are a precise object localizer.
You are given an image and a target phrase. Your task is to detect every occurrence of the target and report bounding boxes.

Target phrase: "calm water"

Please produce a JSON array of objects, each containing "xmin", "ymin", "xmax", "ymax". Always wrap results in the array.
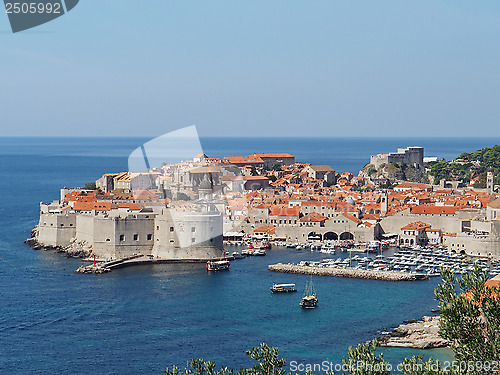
[{"xmin": 1, "ymin": 136, "xmax": 498, "ymax": 374}]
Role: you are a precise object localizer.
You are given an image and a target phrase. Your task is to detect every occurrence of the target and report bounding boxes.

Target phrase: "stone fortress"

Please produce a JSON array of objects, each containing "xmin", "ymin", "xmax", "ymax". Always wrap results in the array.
[
  {"xmin": 370, "ymin": 146, "xmax": 424, "ymax": 169},
  {"xmin": 33, "ymin": 158, "xmax": 236, "ymax": 261},
  {"xmin": 37, "ymin": 203, "xmax": 223, "ymax": 261}
]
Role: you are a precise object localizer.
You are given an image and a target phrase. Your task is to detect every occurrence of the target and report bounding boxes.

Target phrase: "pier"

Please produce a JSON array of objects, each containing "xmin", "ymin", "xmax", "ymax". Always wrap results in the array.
[
  {"xmin": 268, "ymin": 263, "xmax": 429, "ymax": 281},
  {"xmin": 75, "ymin": 255, "xmax": 235, "ymax": 273}
]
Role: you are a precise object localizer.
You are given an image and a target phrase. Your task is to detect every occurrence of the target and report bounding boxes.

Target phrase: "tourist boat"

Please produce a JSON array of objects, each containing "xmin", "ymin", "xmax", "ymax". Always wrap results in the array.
[
  {"xmin": 300, "ymin": 276, "xmax": 318, "ymax": 308},
  {"xmin": 253, "ymin": 249, "xmax": 267, "ymax": 256},
  {"xmin": 270, "ymin": 283, "xmax": 297, "ymax": 293},
  {"xmin": 206, "ymin": 259, "xmax": 231, "ymax": 271}
]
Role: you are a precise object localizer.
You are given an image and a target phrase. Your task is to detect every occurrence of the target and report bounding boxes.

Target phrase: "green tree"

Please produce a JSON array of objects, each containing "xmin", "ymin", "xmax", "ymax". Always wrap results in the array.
[
  {"xmin": 84, "ymin": 182, "xmax": 96, "ymax": 190},
  {"xmin": 435, "ymin": 264, "xmax": 500, "ymax": 366},
  {"xmin": 342, "ymin": 340, "xmax": 389, "ymax": 375}
]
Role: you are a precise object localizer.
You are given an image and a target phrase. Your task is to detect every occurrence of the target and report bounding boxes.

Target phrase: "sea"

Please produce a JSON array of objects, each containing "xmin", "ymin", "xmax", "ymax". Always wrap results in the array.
[{"xmin": 1, "ymin": 136, "xmax": 499, "ymax": 375}]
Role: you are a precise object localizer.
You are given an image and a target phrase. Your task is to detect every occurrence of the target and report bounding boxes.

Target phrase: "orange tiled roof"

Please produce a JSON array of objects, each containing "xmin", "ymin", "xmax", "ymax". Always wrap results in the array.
[
  {"xmin": 254, "ymin": 226, "xmax": 276, "ymax": 233},
  {"xmin": 300, "ymin": 212, "xmax": 327, "ymax": 222},
  {"xmin": 250, "ymin": 153, "xmax": 294, "ymax": 158},
  {"xmin": 72, "ymin": 202, "xmax": 112, "ymax": 211},
  {"xmin": 410, "ymin": 205, "xmax": 457, "ymax": 214},
  {"xmin": 269, "ymin": 206, "xmax": 300, "ymax": 217},
  {"xmin": 401, "ymin": 221, "xmax": 431, "ymax": 230},
  {"xmin": 342, "ymin": 212, "xmax": 362, "ymax": 224}
]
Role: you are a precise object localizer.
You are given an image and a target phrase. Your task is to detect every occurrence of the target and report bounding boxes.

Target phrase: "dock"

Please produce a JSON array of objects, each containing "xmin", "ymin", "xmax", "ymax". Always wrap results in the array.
[
  {"xmin": 75, "ymin": 255, "xmax": 235, "ymax": 273},
  {"xmin": 268, "ymin": 263, "xmax": 429, "ymax": 281}
]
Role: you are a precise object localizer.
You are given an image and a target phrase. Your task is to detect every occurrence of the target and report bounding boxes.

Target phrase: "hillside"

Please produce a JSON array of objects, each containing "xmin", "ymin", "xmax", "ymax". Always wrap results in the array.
[
  {"xmin": 427, "ymin": 144, "xmax": 500, "ymax": 186},
  {"xmin": 360, "ymin": 162, "xmax": 430, "ymax": 184}
]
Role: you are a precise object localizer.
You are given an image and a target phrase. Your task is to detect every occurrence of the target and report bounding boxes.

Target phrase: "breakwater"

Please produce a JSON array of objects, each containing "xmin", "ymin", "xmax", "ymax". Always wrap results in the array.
[{"xmin": 268, "ymin": 263, "xmax": 429, "ymax": 281}]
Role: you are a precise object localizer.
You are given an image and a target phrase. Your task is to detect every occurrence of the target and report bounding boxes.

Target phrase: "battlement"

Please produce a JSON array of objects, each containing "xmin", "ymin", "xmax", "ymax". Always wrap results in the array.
[{"xmin": 370, "ymin": 146, "xmax": 424, "ymax": 169}]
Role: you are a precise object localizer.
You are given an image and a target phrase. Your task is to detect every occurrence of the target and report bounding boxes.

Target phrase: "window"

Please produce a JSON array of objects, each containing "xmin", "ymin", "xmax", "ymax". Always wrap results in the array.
[
  {"xmin": 170, "ymin": 227, "xmax": 174, "ymax": 232},
  {"xmin": 119, "ymin": 235, "xmax": 125, "ymax": 242},
  {"xmin": 191, "ymin": 238, "xmax": 196, "ymax": 243},
  {"xmin": 156, "ymin": 226, "xmax": 160, "ymax": 230},
  {"xmin": 191, "ymin": 227, "xmax": 196, "ymax": 233},
  {"xmin": 106, "ymin": 238, "xmax": 110, "ymax": 242},
  {"xmin": 133, "ymin": 234, "xmax": 139, "ymax": 241},
  {"xmin": 147, "ymin": 234, "xmax": 152, "ymax": 241},
  {"xmin": 170, "ymin": 239, "xmax": 174, "ymax": 243}
]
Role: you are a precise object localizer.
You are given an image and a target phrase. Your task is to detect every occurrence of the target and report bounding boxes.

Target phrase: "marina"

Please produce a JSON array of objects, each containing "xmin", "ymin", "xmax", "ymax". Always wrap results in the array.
[{"xmin": 271, "ymin": 243, "xmax": 500, "ymax": 280}]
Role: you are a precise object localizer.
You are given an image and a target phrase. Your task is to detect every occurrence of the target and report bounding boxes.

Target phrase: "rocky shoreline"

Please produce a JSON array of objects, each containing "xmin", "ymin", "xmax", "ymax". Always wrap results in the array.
[
  {"xmin": 24, "ymin": 226, "xmax": 92, "ymax": 258},
  {"xmin": 378, "ymin": 316, "xmax": 448, "ymax": 349},
  {"xmin": 268, "ymin": 263, "xmax": 428, "ymax": 281}
]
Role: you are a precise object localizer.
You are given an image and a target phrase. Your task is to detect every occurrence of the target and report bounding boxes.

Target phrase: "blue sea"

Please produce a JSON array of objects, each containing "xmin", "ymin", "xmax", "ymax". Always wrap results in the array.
[{"xmin": 1, "ymin": 137, "xmax": 499, "ymax": 374}]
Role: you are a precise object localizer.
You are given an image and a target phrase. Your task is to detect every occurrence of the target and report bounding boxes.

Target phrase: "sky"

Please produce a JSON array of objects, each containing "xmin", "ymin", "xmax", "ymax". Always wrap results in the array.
[{"xmin": 1, "ymin": 0, "xmax": 500, "ymax": 138}]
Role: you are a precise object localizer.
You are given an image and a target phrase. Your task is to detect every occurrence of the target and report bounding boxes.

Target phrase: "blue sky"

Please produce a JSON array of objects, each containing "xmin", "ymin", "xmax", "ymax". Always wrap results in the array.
[{"xmin": 1, "ymin": 0, "xmax": 500, "ymax": 137}]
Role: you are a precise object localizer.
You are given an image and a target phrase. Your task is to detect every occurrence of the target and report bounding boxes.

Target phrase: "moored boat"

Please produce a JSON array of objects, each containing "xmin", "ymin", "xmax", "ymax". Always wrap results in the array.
[
  {"xmin": 206, "ymin": 259, "xmax": 231, "ymax": 271},
  {"xmin": 270, "ymin": 283, "xmax": 297, "ymax": 293},
  {"xmin": 300, "ymin": 276, "xmax": 318, "ymax": 308}
]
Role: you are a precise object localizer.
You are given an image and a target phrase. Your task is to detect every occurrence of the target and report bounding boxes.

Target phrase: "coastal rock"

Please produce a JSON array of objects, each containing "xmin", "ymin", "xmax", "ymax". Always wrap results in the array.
[
  {"xmin": 25, "ymin": 233, "xmax": 92, "ymax": 258},
  {"xmin": 75, "ymin": 265, "xmax": 110, "ymax": 274},
  {"xmin": 378, "ymin": 316, "xmax": 448, "ymax": 349}
]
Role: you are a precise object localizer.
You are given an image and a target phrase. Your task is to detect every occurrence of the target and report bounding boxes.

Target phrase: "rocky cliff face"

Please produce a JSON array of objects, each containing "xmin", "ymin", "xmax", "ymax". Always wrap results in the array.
[{"xmin": 359, "ymin": 163, "xmax": 430, "ymax": 184}]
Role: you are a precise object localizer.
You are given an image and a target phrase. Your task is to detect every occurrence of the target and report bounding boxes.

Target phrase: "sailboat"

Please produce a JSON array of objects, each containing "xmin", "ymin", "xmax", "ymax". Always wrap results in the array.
[{"xmin": 299, "ymin": 276, "xmax": 318, "ymax": 308}]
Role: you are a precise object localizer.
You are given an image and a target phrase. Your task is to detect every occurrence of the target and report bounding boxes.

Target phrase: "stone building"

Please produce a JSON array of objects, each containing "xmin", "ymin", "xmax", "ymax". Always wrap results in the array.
[
  {"xmin": 370, "ymin": 146, "xmax": 424, "ymax": 169},
  {"xmin": 303, "ymin": 165, "xmax": 336, "ymax": 184},
  {"xmin": 36, "ymin": 201, "xmax": 224, "ymax": 261}
]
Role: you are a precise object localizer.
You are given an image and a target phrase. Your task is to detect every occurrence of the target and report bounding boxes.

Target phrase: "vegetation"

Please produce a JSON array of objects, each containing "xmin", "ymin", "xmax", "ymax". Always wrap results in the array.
[
  {"xmin": 428, "ymin": 144, "xmax": 500, "ymax": 185},
  {"xmin": 165, "ymin": 265, "xmax": 500, "ymax": 374},
  {"xmin": 84, "ymin": 182, "xmax": 97, "ymax": 190},
  {"xmin": 427, "ymin": 159, "xmax": 474, "ymax": 185},
  {"xmin": 271, "ymin": 164, "xmax": 282, "ymax": 171},
  {"xmin": 366, "ymin": 165, "xmax": 377, "ymax": 177},
  {"xmin": 268, "ymin": 175, "xmax": 277, "ymax": 182},
  {"xmin": 436, "ymin": 265, "xmax": 500, "ymax": 365}
]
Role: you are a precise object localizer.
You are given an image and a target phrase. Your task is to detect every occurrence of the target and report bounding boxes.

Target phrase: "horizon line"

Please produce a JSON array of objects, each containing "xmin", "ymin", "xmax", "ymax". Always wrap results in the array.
[{"xmin": 1, "ymin": 135, "xmax": 500, "ymax": 139}]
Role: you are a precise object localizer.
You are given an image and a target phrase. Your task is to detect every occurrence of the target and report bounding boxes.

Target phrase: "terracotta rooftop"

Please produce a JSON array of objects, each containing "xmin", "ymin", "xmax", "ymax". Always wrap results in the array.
[{"xmin": 401, "ymin": 221, "xmax": 432, "ymax": 230}]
